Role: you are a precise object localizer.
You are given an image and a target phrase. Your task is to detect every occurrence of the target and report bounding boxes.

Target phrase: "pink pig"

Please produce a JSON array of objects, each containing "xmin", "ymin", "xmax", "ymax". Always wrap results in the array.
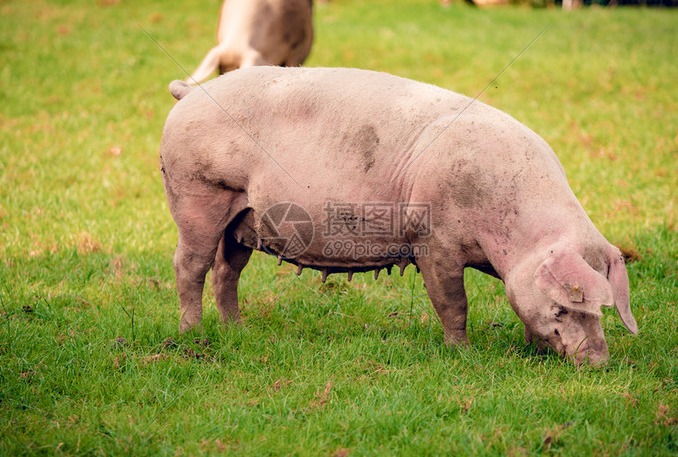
[
  {"xmin": 161, "ymin": 67, "xmax": 637, "ymax": 364},
  {"xmin": 186, "ymin": 0, "xmax": 313, "ymax": 84}
]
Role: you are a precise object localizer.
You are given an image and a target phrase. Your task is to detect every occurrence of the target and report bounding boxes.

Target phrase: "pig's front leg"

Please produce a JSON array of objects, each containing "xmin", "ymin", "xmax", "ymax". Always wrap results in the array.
[
  {"xmin": 212, "ymin": 235, "xmax": 252, "ymax": 323},
  {"xmin": 417, "ymin": 255, "xmax": 469, "ymax": 345}
]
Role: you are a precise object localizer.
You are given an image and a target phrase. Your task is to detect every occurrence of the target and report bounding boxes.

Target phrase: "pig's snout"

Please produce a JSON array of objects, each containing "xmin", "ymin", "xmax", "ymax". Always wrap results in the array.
[
  {"xmin": 526, "ymin": 326, "xmax": 610, "ymax": 366},
  {"xmin": 570, "ymin": 338, "xmax": 610, "ymax": 366}
]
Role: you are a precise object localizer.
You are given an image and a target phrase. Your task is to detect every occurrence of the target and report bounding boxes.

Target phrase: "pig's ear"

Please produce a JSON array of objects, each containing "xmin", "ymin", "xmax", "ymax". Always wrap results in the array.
[
  {"xmin": 608, "ymin": 247, "xmax": 638, "ymax": 334},
  {"xmin": 534, "ymin": 249, "xmax": 613, "ymax": 316}
]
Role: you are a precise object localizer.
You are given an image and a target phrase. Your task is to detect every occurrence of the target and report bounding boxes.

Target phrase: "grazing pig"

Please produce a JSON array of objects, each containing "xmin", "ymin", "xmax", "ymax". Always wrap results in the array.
[
  {"xmin": 187, "ymin": 0, "xmax": 314, "ymax": 84},
  {"xmin": 161, "ymin": 67, "xmax": 637, "ymax": 365}
]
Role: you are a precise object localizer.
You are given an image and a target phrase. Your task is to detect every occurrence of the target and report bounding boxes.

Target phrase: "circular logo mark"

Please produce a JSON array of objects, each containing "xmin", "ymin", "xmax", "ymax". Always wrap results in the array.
[{"xmin": 260, "ymin": 203, "xmax": 314, "ymax": 260}]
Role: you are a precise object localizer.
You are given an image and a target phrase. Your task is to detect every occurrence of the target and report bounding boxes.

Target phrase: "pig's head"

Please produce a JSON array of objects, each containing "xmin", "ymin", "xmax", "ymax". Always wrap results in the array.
[{"xmin": 506, "ymin": 244, "xmax": 637, "ymax": 365}]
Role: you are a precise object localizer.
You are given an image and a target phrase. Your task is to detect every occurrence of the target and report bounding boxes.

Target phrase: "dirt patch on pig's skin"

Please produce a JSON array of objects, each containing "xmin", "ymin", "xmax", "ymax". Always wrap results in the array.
[
  {"xmin": 189, "ymin": 160, "xmax": 244, "ymax": 193},
  {"xmin": 347, "ymin": 125, "xmax": 380, "ymax": 173},
  {"xmin": 449, "ymin": 167, "xmax": 490, "ymax": 209}
]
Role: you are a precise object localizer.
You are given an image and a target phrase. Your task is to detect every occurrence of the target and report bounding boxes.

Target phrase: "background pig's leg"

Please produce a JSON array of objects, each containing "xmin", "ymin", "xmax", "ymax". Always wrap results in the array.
[
  {"xmin": 283, "ymin": 38, "xmax": 312, "ymax": 67},
  {"xmin": 416, "ymin": 255, "xmax": 469, "ymax": 345},
  {"xmin": 213, "ymin": 235, "xmax": 252, "ymax": 323},
  {"xmin": 187, "ymin": 45, "xmax": 223, "ymax": 84}
]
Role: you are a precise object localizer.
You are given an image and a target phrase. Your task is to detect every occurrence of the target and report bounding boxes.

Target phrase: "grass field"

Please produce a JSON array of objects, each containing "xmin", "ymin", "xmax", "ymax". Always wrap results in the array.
[{"xmin": 1, "ymin": 0, "xmax": 676, "ymax": 454}]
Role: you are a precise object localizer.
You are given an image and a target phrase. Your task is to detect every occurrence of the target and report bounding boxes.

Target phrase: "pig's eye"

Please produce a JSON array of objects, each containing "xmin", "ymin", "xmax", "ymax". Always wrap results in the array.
[
  {"xmin": 553, "ymin": 306, "xmax": 568, "ymax": 322},
  {"xmin": 554, "ymin": 329, "xmax": 560, "ymax": 336},
  {"xmin": 554, "ymin": 306, "xmax": 568, "ymax": 318}
]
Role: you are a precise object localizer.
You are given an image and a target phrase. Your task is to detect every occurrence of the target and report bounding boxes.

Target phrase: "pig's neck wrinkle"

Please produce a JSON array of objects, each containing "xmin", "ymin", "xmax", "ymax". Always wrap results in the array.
[{"xmin": 471, "ymin": 212, "xmax": 566, "ymax": 280}]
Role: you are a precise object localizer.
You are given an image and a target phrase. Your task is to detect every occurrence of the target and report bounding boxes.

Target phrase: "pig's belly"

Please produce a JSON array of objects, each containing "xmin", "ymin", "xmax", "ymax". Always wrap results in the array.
[{"xmin": 230, "ymin": 202, "xmax": 419, "ymax": 274}]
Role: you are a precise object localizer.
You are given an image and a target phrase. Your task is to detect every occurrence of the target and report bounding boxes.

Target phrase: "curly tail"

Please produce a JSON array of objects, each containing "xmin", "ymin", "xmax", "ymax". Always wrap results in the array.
[{"xmin": 169, "ymin": 80, "xmax": 192, "ymax": 100}]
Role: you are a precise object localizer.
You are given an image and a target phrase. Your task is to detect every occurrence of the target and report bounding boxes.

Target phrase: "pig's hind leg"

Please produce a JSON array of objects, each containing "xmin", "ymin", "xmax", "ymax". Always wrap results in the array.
[
  {"xmin": 171, "ymin": 193, "xmax": 243, "ymax": 332},
  {"xmin": 174, "ymin": 230, "xmax": 220, "ymax": 332},
  {"xmin": 212, "ymin": 234, "xmax": 252, "ymax": 323}
]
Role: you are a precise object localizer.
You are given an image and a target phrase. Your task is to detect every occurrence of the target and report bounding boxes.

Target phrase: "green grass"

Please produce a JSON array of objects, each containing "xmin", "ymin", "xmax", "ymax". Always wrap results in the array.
[{"xmin": 0, "ymin": 0, "xmax": 676, "ymax": 455}]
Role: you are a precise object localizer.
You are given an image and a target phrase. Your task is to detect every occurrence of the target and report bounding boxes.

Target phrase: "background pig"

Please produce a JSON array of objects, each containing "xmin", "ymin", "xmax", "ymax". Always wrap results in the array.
[
  {"xmin": 161, "ymin": 67, "xmax": 637, "ymax": 364},
  {"xmin": 186, "ymin": 0, "xmax": 314, "ymax": 84}
]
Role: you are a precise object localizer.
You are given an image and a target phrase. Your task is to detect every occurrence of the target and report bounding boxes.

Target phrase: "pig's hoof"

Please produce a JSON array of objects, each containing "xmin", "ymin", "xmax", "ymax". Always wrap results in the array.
[
  {"xmin": 444, "ymin": 331, "xmax": 470, "ymax": 347},
  {"xmin": 179, "ymin": 319, "xmax": 202, "ymax": 333},
  {"xmin": 219, "ymin": 314, "xmax": 242, "ymax": 326}
]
